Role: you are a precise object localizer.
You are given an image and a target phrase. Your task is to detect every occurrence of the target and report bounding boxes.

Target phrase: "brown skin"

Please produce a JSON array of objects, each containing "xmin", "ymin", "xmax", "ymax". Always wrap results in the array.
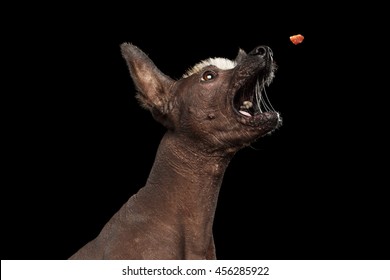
[{"xmin": 69, "ymin": 43, "xmax": 281, "ymax": 260}]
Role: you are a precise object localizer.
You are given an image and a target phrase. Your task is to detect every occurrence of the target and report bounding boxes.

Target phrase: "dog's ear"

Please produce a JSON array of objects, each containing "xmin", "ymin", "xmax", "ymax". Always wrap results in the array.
[
  {"xmin": 235, "ymin": 48, "xmax": 247, "ymax": 64},
  {"xmin": 120, "ymin": 43, "xmax": 175, "ymax": 127}
]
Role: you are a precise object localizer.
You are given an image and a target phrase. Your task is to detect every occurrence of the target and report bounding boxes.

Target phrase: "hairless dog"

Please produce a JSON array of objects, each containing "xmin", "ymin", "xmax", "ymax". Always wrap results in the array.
[{"xmin": 69, "ymin": 43, "xmax": 282, "ymax": 259}]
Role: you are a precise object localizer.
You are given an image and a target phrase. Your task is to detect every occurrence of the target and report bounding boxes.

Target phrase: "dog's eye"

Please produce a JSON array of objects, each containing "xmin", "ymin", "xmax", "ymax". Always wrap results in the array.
[{"xmin": 201, "ymin": 70, "xmax": 217, "ymax": 82}]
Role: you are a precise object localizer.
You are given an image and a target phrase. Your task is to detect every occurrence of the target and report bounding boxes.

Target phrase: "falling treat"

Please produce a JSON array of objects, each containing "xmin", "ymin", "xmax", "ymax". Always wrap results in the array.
[{"xmin": 290, "ymin": 34, "xmax": 304, "ymax": 45}]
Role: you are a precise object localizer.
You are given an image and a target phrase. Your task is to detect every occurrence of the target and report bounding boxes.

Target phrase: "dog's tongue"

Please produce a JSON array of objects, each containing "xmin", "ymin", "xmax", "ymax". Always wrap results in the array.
[
  {"xmin": 239, "ymin": 101, "xmax": 253, "ymax": 117},
  {"xmin": 239, "ymin": 110, "xmax": 252, "ymax": 117}
]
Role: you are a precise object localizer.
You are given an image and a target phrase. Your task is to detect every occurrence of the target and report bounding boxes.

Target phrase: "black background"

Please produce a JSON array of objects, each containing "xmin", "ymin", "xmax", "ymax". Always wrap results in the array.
[{"xmin": 3, "ymin": 4, "xmax": 388, "ymax": 260}]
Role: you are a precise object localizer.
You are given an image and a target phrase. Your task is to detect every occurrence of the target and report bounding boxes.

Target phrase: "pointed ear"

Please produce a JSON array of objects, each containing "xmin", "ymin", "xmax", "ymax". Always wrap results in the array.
[
  {"xmin": 120, "ymin": 43, "xmax": 175, "ymax": 124},
  {"xmin": 235, "ymin": 48, "xmax": 247, "ymax": 64}
]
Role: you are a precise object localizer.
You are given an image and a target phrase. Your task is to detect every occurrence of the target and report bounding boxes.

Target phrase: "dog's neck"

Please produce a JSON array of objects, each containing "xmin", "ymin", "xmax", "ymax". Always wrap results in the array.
[{"xmin": 138, "ymin": 131, "xmax": 233, "ymax": 258}]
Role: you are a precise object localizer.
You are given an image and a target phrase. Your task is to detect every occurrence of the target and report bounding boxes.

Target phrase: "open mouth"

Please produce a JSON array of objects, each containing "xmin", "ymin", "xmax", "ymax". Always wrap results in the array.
[{"xmin": 232, "ymin": 74, "xmax": 278, "ymax": 126}]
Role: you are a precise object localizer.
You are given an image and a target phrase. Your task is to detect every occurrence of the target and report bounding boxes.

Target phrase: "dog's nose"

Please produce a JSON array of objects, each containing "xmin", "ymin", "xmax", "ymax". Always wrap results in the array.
[{"xmin": 249, "ymin": 46, "xmax": 273, "ymax": 59}]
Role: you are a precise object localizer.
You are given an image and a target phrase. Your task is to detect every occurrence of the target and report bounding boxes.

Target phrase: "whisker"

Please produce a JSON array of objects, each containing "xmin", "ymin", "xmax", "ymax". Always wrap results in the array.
[
  {"xmin": 255, "ymin": 80, "xmax": 263, "ymax": 113},
  {"xmin": 255, "ymin": 78, "xmax": 276, "ymax": 113},
  {"xmin": 262, "ymin": 86, "xmax": 276, "ymax": 112}
]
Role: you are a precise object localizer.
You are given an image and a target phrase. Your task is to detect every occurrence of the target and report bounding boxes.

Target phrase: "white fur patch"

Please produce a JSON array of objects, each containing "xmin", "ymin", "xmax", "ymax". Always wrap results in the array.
[{"xmin": 183, "ymin": 57, "xmax": 237, "ymax": 78}]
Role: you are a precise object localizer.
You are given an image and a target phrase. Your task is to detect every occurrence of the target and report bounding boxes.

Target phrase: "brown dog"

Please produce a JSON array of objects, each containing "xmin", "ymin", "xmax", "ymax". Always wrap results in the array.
[{"xmin": 69, "ymin": 43, "xmax": 281, "ymax": 259}]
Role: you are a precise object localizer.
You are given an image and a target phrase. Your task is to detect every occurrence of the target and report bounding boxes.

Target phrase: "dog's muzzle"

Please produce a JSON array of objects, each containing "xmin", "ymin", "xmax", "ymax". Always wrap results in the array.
[
  {"xmin": 248, "ymin": 45, "xmax": 273, "ymax": 61},
  {"xmin": 232, "ymin": 45, "xmax": 280, "ymax": 130}
]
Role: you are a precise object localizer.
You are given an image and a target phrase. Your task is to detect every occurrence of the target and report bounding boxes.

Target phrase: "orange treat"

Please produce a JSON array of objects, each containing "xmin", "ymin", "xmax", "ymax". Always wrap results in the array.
[{"xmin": 290, "ymin": 34, "xmax": 304, "ymax": 45}]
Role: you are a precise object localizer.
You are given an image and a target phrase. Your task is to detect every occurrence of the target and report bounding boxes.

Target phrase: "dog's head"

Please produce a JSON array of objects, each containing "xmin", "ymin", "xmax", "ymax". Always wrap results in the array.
[{"xmin": 121, "ymin": 43, "xmax": 281, "ymax": 154}]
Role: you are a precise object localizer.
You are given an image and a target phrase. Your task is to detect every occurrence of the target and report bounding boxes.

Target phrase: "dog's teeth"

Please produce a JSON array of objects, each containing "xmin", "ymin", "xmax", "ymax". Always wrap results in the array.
[{"xmin": 243, "ymin": 101, "xmax": 253, "ymax": 109}]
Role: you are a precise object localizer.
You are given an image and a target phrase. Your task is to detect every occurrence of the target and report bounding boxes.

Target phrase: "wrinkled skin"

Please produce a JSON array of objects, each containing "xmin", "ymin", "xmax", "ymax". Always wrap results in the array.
[{"xmin": 69, "ymin": 43, "xmax": 281, "ymax": 260}]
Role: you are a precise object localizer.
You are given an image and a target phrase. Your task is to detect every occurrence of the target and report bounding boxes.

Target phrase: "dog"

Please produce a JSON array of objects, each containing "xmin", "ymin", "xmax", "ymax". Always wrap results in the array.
[{"xmin": 68, "ymin": 43, "xmax": 281, "ymax": 259}]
